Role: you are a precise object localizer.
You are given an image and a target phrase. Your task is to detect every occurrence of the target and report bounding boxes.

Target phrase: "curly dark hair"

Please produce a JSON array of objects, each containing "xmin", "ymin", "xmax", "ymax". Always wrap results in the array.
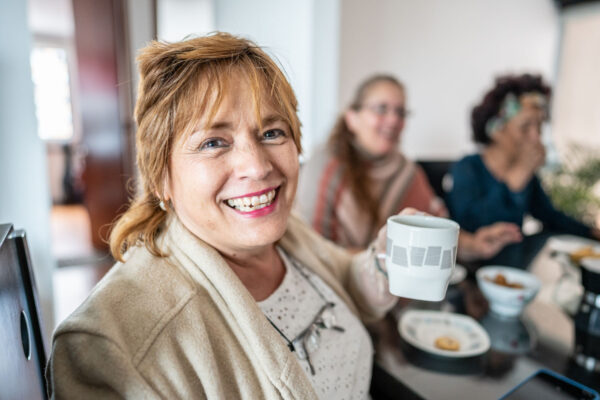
[{"xmin": 471, "ymin": 74, "xmax": 551, "ymax": 145}]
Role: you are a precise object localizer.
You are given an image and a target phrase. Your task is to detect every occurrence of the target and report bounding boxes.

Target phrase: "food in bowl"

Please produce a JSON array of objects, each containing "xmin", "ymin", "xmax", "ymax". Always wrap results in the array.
[
  {"xmin": 434, "ymin": 336, "xmax": 460, "ymax": 351},
  {"xmin": 484, "ymin": 273, "xmax": 524, "ymax": 289},
  {"xmin": 569, "ymin": 246, "xmax": 600, "ymax": 264},
  {"xmin": 476, "ymin": 266, "xmax": 541, "ymax": 318}
]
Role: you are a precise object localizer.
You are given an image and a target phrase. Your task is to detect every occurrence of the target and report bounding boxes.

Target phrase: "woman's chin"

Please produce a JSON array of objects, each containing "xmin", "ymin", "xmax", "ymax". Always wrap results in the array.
[
  {"xmin": 374, "ymin": 143, "xmax": 396, "ymax": 157},
  {"xmin": 237, "ymin": 227, "xmax": 286, "ymax": 251},
  {"xmin": 229, "ymin": 213, "xmax": 289, "ymax": 250}
]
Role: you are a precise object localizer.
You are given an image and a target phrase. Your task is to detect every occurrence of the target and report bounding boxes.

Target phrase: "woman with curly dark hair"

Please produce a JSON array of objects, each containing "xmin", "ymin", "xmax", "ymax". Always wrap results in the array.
[{"xmin": 447, "ymin": 74, "xmax": 600, "ymax": 240}]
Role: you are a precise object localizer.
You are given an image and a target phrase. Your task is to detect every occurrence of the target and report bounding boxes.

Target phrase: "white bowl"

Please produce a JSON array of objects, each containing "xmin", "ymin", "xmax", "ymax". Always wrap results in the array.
[{"xmin": 476, "ymin": 266, "xmax": 541, "ymax": 318}]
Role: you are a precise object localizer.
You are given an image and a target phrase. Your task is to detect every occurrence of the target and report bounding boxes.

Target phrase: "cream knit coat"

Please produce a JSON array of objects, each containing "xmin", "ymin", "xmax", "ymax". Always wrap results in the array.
[{"xmin": 46, "ymin": 213, "xmax": 390, "ymax": 399}]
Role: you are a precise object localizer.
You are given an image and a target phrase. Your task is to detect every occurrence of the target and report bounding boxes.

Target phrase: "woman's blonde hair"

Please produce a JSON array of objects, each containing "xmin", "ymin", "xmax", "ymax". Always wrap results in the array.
[
  {"xmin": 109, "ymin": 32, "xmax": 302, "ymax": 262},
  {"xmin": 327, "ymin": 74, "xmax": 404, "ymax": 224}
]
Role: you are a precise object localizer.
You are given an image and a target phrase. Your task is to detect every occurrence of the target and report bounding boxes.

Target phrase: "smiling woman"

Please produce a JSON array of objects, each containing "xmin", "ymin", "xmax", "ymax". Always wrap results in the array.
[
  {"xmin": 165, "ymin": 72, "xmax": 300, "ymax": 269},
  {"xmin": 46, "ymin": 32, "xmax": 400, "ymax": 399}
]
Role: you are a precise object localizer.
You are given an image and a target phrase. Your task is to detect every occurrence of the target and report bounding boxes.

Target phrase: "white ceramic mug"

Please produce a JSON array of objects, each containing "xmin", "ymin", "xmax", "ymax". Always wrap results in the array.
[{"xmin": 386, "ymin": 214, "xmax": 460, "ymax": 301}]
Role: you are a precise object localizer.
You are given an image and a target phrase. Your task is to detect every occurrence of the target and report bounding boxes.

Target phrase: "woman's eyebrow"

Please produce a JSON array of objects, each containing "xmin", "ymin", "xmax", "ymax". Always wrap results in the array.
[
  {"xmin": 207, "ymin": 121, "xmax": 234, "ymax": 131},
  {"xmin": 191, "ymin": 115, "xmax": 283, "ymax": 137},
  {"xmin": 262, "ymin": 114, "xmax": 285, "ymax": 126},
  {"xmin": 186, "ymin": 121, "xmax": 232, "ymax": 144}
]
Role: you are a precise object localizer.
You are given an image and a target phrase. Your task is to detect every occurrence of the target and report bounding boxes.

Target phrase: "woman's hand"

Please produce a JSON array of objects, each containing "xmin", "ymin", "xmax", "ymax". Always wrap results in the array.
[
  {"xmin": 355, "ymin": 208, "xmax": 423, "ymax": 309},
  {"xmin": 457, "ymin": 222, "xmax": 522, "ymax": 262},
  {"xmin": 506, "ymin": 138, "xmax": 546, "ymax": 192},
  {"xmin": 518, "ymin": 139, "xmax": 545, "ymax": 178}
]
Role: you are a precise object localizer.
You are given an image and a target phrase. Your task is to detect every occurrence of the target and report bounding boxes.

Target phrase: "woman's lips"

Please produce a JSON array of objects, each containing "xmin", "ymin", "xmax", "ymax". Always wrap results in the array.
[{"xmin": 225, "ymin": 186, "xmax": 279, "ymax": 213}]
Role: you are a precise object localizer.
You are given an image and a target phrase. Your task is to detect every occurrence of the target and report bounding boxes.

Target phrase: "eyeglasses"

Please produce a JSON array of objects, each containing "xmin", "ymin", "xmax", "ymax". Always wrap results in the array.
[
  {"xmin": 267, "ymin": 299, "xmax": 346, "ymax": 376},
  {"xmin": 290, "ymin": 302, "xmax": 345, "ymax": 375},
  {"xmin": 361, "ymin": 103, "xmax": 411, "ymax": 119},
  {"xmin": 264, "ymin": 251, "xmax": 345, "ymax": 376}
]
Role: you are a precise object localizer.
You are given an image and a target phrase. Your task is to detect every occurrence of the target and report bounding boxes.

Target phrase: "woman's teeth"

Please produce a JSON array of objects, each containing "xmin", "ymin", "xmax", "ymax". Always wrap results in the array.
[{"xmin": 226, "ymin": 189, "xmax": 276, "ymax": 212}]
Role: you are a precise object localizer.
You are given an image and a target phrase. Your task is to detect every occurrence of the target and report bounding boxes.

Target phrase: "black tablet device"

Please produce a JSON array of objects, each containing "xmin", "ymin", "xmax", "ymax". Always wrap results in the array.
[{"xmin": 500, "ymin": 369, "xmax": 599, "ymax": 400}]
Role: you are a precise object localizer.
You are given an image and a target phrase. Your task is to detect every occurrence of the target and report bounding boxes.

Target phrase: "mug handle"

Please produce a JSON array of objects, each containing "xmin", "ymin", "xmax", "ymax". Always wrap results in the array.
[{"xmin": 373, "ymin": 250, "xmax": 388, "ymax": 279}]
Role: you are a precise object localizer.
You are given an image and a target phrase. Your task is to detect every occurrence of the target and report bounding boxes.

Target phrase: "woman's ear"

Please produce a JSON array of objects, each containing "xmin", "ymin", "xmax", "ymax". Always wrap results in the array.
[
  {"xmin": 344, "ymin": 109, "xmax": 359, "ymax": 133},
  {"xmin": 156, "ymin": 173, "xmax": 172, "ymax": 211},
  {"xmin": 492, "ymin": 124, "xmax": 509, "ymax": 143},
  {"xmin": 158, "ymin": 170, "xmax": 172, "ymax": 203}
]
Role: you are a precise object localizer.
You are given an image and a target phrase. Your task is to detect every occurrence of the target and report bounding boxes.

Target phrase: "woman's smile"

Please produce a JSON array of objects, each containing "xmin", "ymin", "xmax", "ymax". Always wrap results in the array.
[{"xmin": 225, "ymin": 186, "xmax": 280, "ymax": 216}]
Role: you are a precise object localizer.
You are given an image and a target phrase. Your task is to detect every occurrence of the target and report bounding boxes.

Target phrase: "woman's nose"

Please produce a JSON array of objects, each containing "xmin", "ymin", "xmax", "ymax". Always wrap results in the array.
[
  {"xmin": 384, "ymin": 112, "xmax": 401, "ymax": 125},
  {"xmin": 233, "ymin": 142, "xmax": 273, "ymax": 180},
  {"xmin": 383, "ymin": 111, "xmax": 404, "ymax": 130}
]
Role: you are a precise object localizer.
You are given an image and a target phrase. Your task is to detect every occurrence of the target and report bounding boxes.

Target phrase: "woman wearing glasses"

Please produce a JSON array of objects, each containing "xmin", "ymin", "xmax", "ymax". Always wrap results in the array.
[
  {"xmin": 297, "ymin": 74, "xmax": 522, "ymax": 259},
  {"xmin": 47, "ymin": 34, "xmax": 400, "ymax": 399},
  {"xmin": 446, "ymin": 74, "xmax": 600, "ymax": 240}
]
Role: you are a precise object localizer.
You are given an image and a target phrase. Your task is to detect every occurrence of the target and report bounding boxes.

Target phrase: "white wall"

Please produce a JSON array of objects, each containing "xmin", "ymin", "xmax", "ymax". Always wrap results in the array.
[
  {"xmin": 552, "ymin": 2, "xmax": 600, "ymax": 164},
  {"xmin": 127, "ymin": 0, "xmax": 157, "ymax": 99},
  {"xmin": 339, "ymin": 0, "xmax": 560, "ymax": 160},
  {"xmin": 0, "ymin": 1, "xmax": 55, "ymax": 341},
  {"xmin": 215, "ymin": 0, "xmax": 340, "ymax": 157},
  {"xmin": 215, "ymin": 0, "xmax": 314, "ymax": 153},
  {"xmin": 309, "ymin": 0, "xmax": 340, "ymax": 156},
  {"xmin": 157, "ymin": 0, "xmax": 215, "ymax": 42}
]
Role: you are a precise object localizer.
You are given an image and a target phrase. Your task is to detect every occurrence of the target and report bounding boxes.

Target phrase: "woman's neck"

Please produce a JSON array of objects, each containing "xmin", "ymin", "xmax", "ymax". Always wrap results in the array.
[
  {"xmin": 352, "ymin": 139, "xmax": 393, "ymax": 162},
  {"xmin": 481, "ymin": 145, "xmax": 514, "ymax": 181},
  {"xmin": 221, "ymin": 244, "xmax": 286, "ymax": 301}
]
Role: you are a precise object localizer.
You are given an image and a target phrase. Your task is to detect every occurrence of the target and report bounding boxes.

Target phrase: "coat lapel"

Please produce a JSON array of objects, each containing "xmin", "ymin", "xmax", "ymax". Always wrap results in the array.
[{"xmin": 163, "ymin": 215, "xmax": 318, "ymax": 399}]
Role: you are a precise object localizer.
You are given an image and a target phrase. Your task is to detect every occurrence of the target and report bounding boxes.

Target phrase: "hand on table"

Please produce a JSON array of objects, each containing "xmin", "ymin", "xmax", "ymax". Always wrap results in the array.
[{"xmin": 458, "ymin": 222, "xmax": 522, "ymax": 262}]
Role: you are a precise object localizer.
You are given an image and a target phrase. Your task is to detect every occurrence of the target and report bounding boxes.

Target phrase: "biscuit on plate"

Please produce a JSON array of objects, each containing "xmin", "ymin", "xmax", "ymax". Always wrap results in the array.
[{"xmin": 434, "ymin": 336, "xmax": 460, "ymax": 351}]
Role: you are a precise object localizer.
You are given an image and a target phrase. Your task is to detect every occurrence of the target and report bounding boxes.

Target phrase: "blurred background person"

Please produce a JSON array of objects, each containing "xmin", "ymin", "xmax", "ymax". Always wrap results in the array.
[
  {"xmin": 446, "ymin": 74, "xmax": 600, "ymax": 241},
  {"xmin": 47, "ymin": 33, "xmax": 399, "ymax": 399},
  {"xmin": 296, "ymin": 74, "xmax": 522, "ymax": 261}
]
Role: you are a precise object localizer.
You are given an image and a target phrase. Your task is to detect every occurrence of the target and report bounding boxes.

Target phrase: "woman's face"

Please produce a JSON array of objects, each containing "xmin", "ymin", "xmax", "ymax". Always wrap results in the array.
[
  {"xmin": 345, "ymin": 81, "xmax": 406, "ymax": 157},
  {"xmin": 495, "ymin": 101, "xmax": 545, "ymax": 157},
  {"xmin": 165, "ymin": 75, "xmax": 299, "ymax": 258}
]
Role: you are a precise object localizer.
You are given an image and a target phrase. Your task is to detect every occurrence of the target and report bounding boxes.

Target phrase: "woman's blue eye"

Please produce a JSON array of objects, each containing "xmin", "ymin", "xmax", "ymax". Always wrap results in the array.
[
  {"xmin": 200, "ymin": 138, "xmax": 227, "ymax": 150},
  {"xmin": 263, "ymin": 129, "xmax": 285, "ymax": 140}
]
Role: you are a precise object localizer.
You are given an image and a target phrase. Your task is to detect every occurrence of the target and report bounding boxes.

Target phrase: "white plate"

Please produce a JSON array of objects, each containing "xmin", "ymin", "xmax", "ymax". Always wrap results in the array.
[
  {"xmin": 399, "ymin": 310, "xmax": 490, "ymax": 358},
  {"xmin": 547, "ymin": 235, "xmax": 600, "ymax": 254},
  {"xmin": 449, "ymin": 264, "xmax": 467, "ymax": 285}
]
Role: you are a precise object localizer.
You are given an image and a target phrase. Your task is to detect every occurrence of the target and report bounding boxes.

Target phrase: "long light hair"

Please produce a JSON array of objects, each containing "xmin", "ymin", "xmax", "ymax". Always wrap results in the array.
[
  {"xmin": 327, "ymin": 74, "xmax": 404, "ymax": 224},
  {"xmin": 109, "ymin": 32, "xmax": 302, "ymax": 262}
]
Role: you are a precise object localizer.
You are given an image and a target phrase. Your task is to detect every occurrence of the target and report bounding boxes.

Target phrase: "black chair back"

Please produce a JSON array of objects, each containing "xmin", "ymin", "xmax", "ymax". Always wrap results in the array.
[
  {"xmin": 416, "ymin": 160, "xmax": 455, "ymax": 201},
  {"xmin": 0, "ymin": 224, "xmax": 48, "ymax": 399}
]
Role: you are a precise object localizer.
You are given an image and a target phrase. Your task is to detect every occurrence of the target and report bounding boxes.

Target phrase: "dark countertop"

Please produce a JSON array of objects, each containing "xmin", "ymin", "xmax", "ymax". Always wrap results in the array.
[{"xmin": 370, "ymin": 233, "xmax": 600, "ymax": 399}]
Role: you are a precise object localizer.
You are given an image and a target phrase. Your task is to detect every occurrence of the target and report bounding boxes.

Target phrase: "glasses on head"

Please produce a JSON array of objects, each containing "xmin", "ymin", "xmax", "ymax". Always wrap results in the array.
[
  {"xmin": 289, "ymin": 302, "xmax": 345, "ymax": 375},
  {"xmin": 361, "ymin": 103, "xmax": 411, "ymax": 119}
]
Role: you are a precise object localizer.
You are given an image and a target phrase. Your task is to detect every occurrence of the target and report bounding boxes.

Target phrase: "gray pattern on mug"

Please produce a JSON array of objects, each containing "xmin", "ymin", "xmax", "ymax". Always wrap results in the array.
[
  {"xmin": 386, "ymin": 238, "xmax": 393, "ymax": 257},
  {"xmin": 424, "ymin": 246, "xmax": 442, "ymax": 266},
  {"xmin": 410, "ymin": 247, "xmax": 426, "ymax": 267},
  {"xmin": 392, "ymin": 245, "xmax": 408, "ymax": 267},
  {"xmin": 441, "ymin": 250, "xmax": 452, "ymax": 270}
]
